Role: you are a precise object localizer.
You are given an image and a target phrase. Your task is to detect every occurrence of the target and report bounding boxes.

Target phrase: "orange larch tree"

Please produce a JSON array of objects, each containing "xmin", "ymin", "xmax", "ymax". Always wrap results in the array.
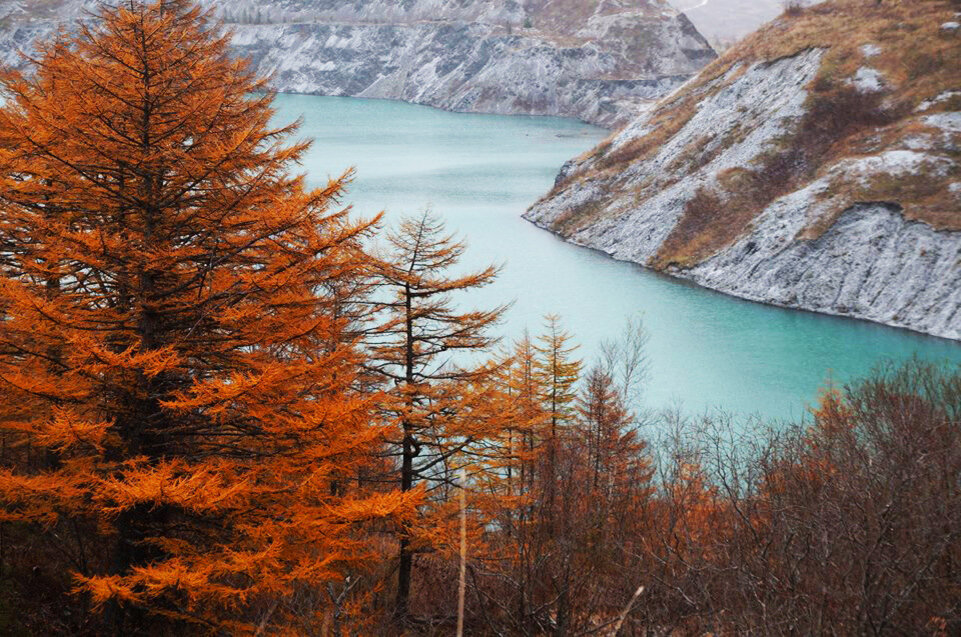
[
  {"xmin": 476, "ymin": 330, "xmax": 655, "ymax": 634},
  {"xmin": 367, "ymin": 211, "xmax": 509, "ymax": 621},
  {"xmin": 474, "ymin": 332, "xmax": 553, "ymax": 633},
  {"xmin": 485, "ymin": 333, "xmax": 548, "ymax": 528},
  {"xmin": 576, "ymin": 366, "xmax": 650, "ymax": 494},
  {"xmin": 564, "ymin": 365, "xmax": 653, "ymax": 627},
  {"xmin": 535, "ymin": 315, "xmax": 582, "ymax": 445},
  {"xmin": 0, "ymin": 0, "xmax": 412, "ymax": 633},
  {"xmin": 532, "ymin": 314, "xmax": 581, "ymax": 530}
]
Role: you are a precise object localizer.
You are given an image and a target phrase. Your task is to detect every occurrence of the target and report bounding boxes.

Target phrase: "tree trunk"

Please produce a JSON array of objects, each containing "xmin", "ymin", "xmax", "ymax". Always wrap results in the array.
[{"xmin": 395, "ymin": 282, "xmax": 417, "ymax": 620}]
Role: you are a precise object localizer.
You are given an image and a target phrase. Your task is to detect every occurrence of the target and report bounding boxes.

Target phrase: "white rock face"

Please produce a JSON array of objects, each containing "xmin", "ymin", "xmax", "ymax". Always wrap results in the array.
[
  {"xmin": 227, "ymin": 21, "xmax": 702, "ymax": 127},
  {"xmin": 687, "ymin": 199, "xmax": 961, "ymax": 341},
  {"xmin": 526, "ymin": 48, "xmax": 961, "ymax": 340},
  {"xmin": 0, "ymin": 0, "xmax": 717, "ymax": 127}
]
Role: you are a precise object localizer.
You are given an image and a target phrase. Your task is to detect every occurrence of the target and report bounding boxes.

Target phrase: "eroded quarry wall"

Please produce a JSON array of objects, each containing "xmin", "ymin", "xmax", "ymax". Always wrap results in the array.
[{"xmin": 0, "ymin": 0, "xmax": 717, "ymax": 126}]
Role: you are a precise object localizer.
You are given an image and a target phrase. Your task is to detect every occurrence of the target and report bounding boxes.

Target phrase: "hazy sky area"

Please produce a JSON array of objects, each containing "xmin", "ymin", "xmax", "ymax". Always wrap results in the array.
[{"xmin": 668, "ymin": 0, "xmax": 784, "ymax": 47}]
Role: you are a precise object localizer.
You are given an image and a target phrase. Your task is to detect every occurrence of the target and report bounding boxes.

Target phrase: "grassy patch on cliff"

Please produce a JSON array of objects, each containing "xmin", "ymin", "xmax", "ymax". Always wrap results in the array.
[{"xmin": 654, "ymin": 82, "xmax": 905, "ymax": 268}]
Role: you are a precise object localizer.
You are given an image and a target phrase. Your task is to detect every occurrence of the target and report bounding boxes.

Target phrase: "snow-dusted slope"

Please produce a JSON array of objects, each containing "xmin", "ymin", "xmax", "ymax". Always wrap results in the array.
[
  {"xmin": 0, "ymin": 0, "xmax": 716, "ymax": 127},
  {"xmin": 527, "ymin": 0, "xmax": 961, "ymax": 339}
]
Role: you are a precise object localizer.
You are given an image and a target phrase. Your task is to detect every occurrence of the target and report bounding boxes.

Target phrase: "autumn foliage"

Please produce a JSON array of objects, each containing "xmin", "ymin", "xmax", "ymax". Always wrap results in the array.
[
  {"xmin": 1, "ymin": 1, "xmax": 960, "ymax": 636},
  {"xmin": 367, "ymin": 211, "xmax": 508, "ymax": 621},
  {"xmin": 0, "ymin": 0, "xmax": 413, "ymax": 632}
]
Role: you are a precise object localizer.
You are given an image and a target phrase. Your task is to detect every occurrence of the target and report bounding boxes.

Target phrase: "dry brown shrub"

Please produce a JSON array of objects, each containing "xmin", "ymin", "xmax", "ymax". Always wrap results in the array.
[
  {"xmin": 783, "ymin": 0, "xmax": 805, "ymax": 17},
  {"xmin": 597, "ymin": 99, "xmax": 699, "ymax": 171},
  {"xmin": 550, "ymin": 198, "xmax": 607, "ymax": 235},
  {"xmin": 651, "ymin": 187, "xmax": 728, "ymax": 268}
]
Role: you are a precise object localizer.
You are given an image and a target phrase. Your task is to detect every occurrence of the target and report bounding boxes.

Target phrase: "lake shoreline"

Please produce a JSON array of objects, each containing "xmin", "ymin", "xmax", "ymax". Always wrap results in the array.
[{"xmin": 530, "ymin": 218, "xmax": 961, "ymax": 345}]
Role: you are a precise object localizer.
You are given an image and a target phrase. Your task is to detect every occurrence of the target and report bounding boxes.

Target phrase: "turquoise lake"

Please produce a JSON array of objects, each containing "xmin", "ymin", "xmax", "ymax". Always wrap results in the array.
[{"xmin": 274, "ymin": 94, "xmax": 961, "ymax": 421}]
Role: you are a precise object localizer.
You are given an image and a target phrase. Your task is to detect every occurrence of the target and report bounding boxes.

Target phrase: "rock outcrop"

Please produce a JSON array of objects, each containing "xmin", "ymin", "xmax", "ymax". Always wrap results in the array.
[
  {"xmin": 526, "ymin": 0, "xmax": 961, "ymax": 339},
  {"xmin": 0, "ymin": 0, "xmax": 717, "ymax": 127}
]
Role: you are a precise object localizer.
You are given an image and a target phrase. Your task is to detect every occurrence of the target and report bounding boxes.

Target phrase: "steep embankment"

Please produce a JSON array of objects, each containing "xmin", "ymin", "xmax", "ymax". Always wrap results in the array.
[
  {"xmin": 527, "ymin": 0, "xmax": 961, "ymax": 339},
  {"xmin": 0, "ymin": 0, "xmax": 716, "ymax": 127}
]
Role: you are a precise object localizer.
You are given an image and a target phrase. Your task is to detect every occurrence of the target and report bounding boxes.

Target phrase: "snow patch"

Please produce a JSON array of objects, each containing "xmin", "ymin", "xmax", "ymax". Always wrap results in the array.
[
  {"xmin": 923, "ymin": 112, "xmax": 961, "ymax": 133},
  {"xmin": 901, "ymin": 135, "xmax": 934, "ymax": 150},
  {"xmin": 527, "ymin": 48, "xmax": 826, "ymax": 265},
  {"xmin": 859, "ymin": 43, "xmax": 881, "ymax": 57},
  {"xmin": 917, "ymin": 90, "xmax": 961, "ymax": 112},
  {"xmin": 852, "ymin": 66, "xmax": 884, "ymax": 93},
  {"xmin": 841, "ymin": 150, "xmax": 953, "ymax": 181},
  {"xmin": 0, "ymin": 0, "xmax": 717, "ymax": 129},
  {"xmin": 689, "ymin": 202, "xmax": 961, "ymax": 340}
]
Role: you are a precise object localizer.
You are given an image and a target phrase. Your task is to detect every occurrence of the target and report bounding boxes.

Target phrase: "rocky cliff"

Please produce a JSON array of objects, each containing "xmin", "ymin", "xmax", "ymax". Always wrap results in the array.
[
  {"xmin": 0, "ymin": 0, "xmax": 716, "ymax": 127},
  {"xmin": 527, "ymin": 0, "xmax": 961, "ymax": 340}
]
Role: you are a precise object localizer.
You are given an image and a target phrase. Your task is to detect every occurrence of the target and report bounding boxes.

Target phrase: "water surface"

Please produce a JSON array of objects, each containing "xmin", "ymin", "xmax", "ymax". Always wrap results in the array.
[{"xmin": 275, "ymin": 94, "xmax": 961, "ymax": 420}]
